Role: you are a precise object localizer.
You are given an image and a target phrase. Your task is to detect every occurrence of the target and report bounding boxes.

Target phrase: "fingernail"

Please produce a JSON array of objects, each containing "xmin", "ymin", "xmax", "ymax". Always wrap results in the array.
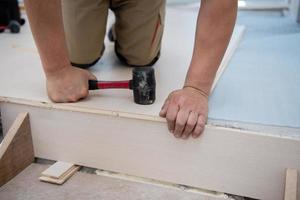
[{"xmin": 159, "ymin": 110, "xmax": 166, "ymax": 117}]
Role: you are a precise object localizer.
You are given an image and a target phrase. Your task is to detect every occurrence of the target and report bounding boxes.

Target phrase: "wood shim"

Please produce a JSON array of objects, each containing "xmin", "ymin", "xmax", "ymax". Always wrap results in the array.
[
  {"xmin": 238, "ymin": 0, "xmax": 290, "ymax": 10},
  {"xmin": 1, "ymin": 102, "xmax": 300, "ymax": 200},
  {"xmin": 211, "ymin": 26, "xmax": 245, "ymax": 92},
  {"xmin": 39, "ymin": 165, "xmax": 80, "ymax": 185},
  {"xmin": 41, "ymin": 161, "xmax": 75, "ymax": 179},
  {"xmin": 0, "ymin": 112, "xmax": 34, "ymax": 187},
  {"xmin": 284, "ymin": 169, "xmax": 298, "ymax": 200}
]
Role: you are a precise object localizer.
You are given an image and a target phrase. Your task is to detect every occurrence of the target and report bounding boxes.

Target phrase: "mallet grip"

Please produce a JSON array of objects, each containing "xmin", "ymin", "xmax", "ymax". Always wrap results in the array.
[{"xmin": 88, "ymin": 80, "xmax": 132, "ymax": 90}]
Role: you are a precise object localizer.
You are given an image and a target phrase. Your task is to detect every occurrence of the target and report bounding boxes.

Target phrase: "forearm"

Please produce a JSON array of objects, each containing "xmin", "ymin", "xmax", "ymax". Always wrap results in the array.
[
  {"xmin": 24, "ymin": 0, "xmax": 70, "ymax": 77},
  {"xmin": 185, "ymin": 0, "xmax": 237, "ymax": 94}
]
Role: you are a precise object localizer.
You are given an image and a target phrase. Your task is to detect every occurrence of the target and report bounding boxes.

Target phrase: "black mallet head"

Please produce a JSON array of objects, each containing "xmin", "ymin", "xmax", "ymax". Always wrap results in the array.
[
  {"xmin": 131, "ymin": 67, "xmax": 156, "ymax": 105},
  {"xmin": 88, "ymin": 67, "xmax": 156, "ymax": 105}
]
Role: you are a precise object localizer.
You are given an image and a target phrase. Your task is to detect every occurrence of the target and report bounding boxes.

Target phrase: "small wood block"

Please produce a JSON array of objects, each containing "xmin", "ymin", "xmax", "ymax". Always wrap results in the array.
[
  {"xmin": 0, "ymin": 112, "xmax": 34, "ymax": 187},
  {"xmin": 41, "ymin": 161, "xmax": 75, "ymax": 179},
  {"xmin": 284, "ymin": 168, "xmax": 298, "ymax": 200},
  {"xmin": 39, "ymin": 165, "xmax": 80, "ymax": 185}
]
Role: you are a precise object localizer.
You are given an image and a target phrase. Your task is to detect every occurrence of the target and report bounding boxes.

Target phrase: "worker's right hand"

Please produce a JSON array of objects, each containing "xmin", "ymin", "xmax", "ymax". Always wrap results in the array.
[{"xmin": 46, "ymin": 66, "xmax": 97, "ymax": 103}]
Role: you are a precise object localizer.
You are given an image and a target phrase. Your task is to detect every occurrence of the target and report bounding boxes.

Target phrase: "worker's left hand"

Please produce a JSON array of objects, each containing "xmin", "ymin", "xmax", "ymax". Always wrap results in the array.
[{"xmin": 159, "ymin": 87, "xmax": 208, "ymax": 139}]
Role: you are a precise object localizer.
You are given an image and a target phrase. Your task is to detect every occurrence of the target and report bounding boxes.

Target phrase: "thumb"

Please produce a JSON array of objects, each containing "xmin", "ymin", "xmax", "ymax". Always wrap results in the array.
[{"xmin": 87, "ymin": 71, "xmax": 97, "ymax": 81}]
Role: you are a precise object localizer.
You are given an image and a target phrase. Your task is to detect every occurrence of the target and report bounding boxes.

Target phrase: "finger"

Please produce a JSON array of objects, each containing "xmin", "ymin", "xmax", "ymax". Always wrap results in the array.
[
  {"xmin": 174, "ymin": 109, "xmax": 189, "ymax": 138},
  {"xmin": 182, "ymin": 111, "xmax": 198, "ymax": 139},
  {"xmin": 85, "ymin": 72, "xmax": 97, "ymax": 97},
  {"xmin": 166, "ymin": 103, "xmax": 179, "ymax": 133},
  {"xmin": 49, "ymin": 94, "xmax": 62, "ymax": 103},
  {"xmin": 159, "ymin": 100, "xmax": 169, "ymax": 117},
  {"xmin": 192, "ymin": 115, "xmax": 206, "ymax": 138},
  {"xmin": 68, "ymin": 94, "xmax": 82, "ymax": 102},
  {"xmin": 79, "ymin": 87, "xmax": 89, "ymax": 99},
  {"xmin": 48, "ymin": 91, "xmax": 67, "ymax": 103},
  {"xmin": 87, "ymin": 72, "xmax": 97, "ymax": 80}
]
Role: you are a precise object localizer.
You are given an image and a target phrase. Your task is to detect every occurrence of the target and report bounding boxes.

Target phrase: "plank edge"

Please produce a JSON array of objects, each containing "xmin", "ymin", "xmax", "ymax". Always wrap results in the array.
[{"xmin": 0, "ymin": 112, "xmax": 29, "ymax": 158}]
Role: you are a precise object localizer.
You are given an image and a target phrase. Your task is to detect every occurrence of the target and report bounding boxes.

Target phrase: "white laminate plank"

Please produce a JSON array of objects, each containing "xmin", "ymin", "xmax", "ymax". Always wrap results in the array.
[
  {"xmin": 1, "ymin": 102, "xmax": 300, "ymax": 200},
  {"xmin": 0, "ymin": 9, "xmax": 244, "ymax": 118}
]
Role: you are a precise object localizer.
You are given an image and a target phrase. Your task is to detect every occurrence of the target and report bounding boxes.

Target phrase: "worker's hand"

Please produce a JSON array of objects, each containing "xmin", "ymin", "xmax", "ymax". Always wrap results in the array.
[
  {"xmin": 46, "ymin": 66, "xmax": 97, "ymax": 103},
  {"xmin": 159, "ymin": 87, "xmax": 208, "ymax": 139}
]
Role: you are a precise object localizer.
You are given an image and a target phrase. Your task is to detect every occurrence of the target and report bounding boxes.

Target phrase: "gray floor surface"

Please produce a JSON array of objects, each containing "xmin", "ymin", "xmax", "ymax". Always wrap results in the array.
[{"xmin": 0, "ymin": 164, "xmax": 212, "ymax": 200}]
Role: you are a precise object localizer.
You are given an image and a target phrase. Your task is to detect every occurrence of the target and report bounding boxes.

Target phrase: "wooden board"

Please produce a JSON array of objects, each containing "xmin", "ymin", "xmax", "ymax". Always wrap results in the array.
[
  {"xmin": 39, "ymin": 165, "xmax": 80, "ymax": 185},
  {"xmin": 284, "ymin": 169, "xmax": 298, "ymax": 200},
  {"xmin": 0, "ymin": 9, "xmax": 245, "ymax": 118},
  {"xmin": 41, "ymin": 161, "xmax": 75, "ymax": 179},
  {"xmin": 1, "ymin": 102, "xmax": 300, "ymax": 200},
  {"xmin": 0, "ymin": 112, "xmax": 34, "ymax": 187}
]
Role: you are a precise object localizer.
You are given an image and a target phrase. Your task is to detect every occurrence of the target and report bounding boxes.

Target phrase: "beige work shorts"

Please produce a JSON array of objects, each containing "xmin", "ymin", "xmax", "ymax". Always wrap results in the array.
[{"xmin": 62, "ymin": 0, "xmax": 166, "ymax": 67}]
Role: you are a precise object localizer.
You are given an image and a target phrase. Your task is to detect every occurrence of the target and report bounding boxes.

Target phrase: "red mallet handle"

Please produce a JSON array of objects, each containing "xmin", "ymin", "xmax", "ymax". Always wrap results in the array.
[{"xmin": 88, "ymin": 80, "xmax": 131, "ymax": 90}]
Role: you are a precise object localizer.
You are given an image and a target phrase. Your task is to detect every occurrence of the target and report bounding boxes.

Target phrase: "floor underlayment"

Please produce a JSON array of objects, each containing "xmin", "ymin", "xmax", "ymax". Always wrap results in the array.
[
  {"xmin": 209, "ymin": 33, "xmax": 300, "ymax": 128},
  {"xmin": 176, "ymin": 5, "xmax": 300, "ymax": 135},
  {"xmin": 0, "ymin": 163, "xmax": 223, "ymax": 200},
  {"xmin": 209, "ymin": 9, "xmax": 300, "ymax": 136}
]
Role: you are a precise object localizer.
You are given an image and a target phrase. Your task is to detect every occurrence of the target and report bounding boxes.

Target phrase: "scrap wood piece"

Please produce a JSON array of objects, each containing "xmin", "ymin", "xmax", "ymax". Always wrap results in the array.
[
  {"xmin": 41, "ymin": 161, "xmax": 75, "ymax": 179},
  {"xmin": 284, "ymin": 168, "xmax": 298, "ymax": 200},
  {"xmin": 0, "ymin": 112, "xmax": 34, "ymax": 187},
  {"xmin": 39, "ymin": 162, "xmax": 80, "ymax": 185}
]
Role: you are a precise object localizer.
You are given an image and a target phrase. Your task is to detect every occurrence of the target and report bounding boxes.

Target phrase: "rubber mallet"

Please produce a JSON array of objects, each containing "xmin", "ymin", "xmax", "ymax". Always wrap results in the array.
[{"xmin": 88, "ymin": 67, "xmax": 156, "ymax": 105}]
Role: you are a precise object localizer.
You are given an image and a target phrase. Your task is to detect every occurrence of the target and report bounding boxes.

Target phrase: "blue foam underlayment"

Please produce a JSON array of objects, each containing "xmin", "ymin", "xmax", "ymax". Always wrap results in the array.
[
  {"xmin": 236, "ymin": 11, "xmax": 300, "ymax": 40},
  {"xmin": 208, "ymin": 33, "xmax": 300, "ymax": 128}
]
